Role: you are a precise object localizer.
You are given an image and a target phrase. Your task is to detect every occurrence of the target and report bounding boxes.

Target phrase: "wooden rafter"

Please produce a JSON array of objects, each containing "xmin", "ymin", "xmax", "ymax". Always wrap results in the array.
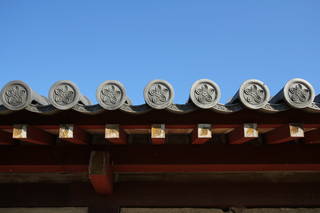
[
  {"xmin": 228, "ymin": 123, "xmax": 258, "ymax": 144},
  {"xmin": 13, "ymin": 124, "xmax": 55, "ymax": 145},
  {"xmin": 151, "ymin": 124, "xmax": 165, "ymax": 144},
  {"xmin": 59, "ymin": 124, "xmax": 90, "ymax": 144},
  {"xmin": 304, "ymin": 128, "xmax": 320, "ymax": 144},
  {"xmin": 192, "ymin": 124, "xmax": 212, "ymax": 144},
  {"xmin": 265, "ymin": 123, "xmax": 304, "ymax": 144},
  {"xmin": 105, "ymin": 124, "xmax": 127, "ymax": 144}
]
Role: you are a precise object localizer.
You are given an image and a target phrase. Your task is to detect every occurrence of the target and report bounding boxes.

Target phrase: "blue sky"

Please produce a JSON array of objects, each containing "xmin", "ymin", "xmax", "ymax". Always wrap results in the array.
[{"xmin": 0, "ymin": 1, "xmax": 319, "ymax": 104}]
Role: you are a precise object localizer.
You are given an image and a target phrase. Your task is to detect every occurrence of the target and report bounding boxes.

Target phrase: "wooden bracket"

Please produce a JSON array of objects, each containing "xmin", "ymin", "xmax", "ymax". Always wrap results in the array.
[
  {"xmin": 13, "ymin": 124, "xmax": 55, "ymax": 145},
  {"xmin": 192, "ymin": 124, "xmax": 212, "ymax": 144},
  {"xmin": 59, "ymin": 124, "xmax": 90, "ymax": 144},
  {"xmin": 89, "ymin": 151, "xmax": 113, "ymax": 195},
  {"xmin": 265, "ymin": 123, "xmax": 304, "ymax": 144},
  {"xmin": 151, "ymin": 124, "xmax": 165, "ymax": 144},
  {"xmin": 105, "ymin": 124, "xmax": 127, "ymax": 144},
  {"xmin": 228, "ymin": 123, "xmax": 258, "ymax": 144}
]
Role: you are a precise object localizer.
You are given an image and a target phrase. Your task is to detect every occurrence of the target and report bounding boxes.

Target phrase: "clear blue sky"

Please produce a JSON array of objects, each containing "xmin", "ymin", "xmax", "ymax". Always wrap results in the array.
[{"xmin": 1, "ymin": 1, "xmax": 319, "ymax": 104}]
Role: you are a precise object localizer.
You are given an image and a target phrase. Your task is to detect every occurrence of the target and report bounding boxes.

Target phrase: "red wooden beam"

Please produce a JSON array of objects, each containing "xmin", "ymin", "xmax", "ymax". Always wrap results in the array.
[
  {"xmin": 1, "ymin": 144, "xmax": 320, "ymax": 165},
  {"xmin": 1, "ymin": 163, "xmax": 319, "ymax": 173},
  {"xmin": 0, "ymin": 165, "xmax": 87, "ymax": 173},
  {"xmin": 89, "ymin": 151, "xmax": 113, "ymax": 195},
  {"xmin": 113, "ymin": 164, "xmax": 320, "ymax": 172}
]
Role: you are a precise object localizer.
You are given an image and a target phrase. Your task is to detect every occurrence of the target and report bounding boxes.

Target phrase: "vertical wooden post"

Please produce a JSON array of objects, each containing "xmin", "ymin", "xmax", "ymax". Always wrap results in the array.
[{"xmin": 89, "ymin": 151, "xmax": 113, "ymax": 195}]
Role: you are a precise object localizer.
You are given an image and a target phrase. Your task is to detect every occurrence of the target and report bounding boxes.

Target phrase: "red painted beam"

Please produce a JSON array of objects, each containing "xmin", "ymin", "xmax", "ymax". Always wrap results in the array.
[
  {"xmin": 1, "ymin": 163, "xmax": 320, "ymax": 173},
  {"xmin": 1, "ymin": 144, "xmax": 320, "ymax": 165},
  {"xmin": 113, "ymin": 164, "xmax": 320, "ymax": 173},
  {"xmin": 0, "ymin": 165, "xmax": 87, "ymax": 173}
]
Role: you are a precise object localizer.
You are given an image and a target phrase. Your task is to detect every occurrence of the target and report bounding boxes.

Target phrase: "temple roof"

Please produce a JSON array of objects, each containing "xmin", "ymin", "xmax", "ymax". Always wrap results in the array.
[{"xmin": 0, "ymin": 78, "xmax": 320, "ymax": 199}]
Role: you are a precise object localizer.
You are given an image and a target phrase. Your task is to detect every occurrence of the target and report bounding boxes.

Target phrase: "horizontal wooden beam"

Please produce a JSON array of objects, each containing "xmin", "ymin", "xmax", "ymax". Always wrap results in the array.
[
  {"xmin": 1, "ymin": 182, "xmax": 320, "ymax": 208},
  {"xmin": 0, "ymin": 163, "xmax": 320, "ymax": 173},
  {"xmin": 304, "ymin": 129, "xmax": 320, "ymax": 144},
  {"xmin": 1, "ymin": 144, "xmax": 320, "ymax": 165},
  {"xmin": 89, "ymin": 151, "xmax": 113, "ymax": 195},
  {"xmin": 228, "ymin": 123, "xmax": 258, "ymax": 144},
  {"xmin": 0, "ymin": 131, "xmax": 13, "ymax": 145},
  {"xmin": 0, "ymin": 165, "xmax": 87, "ymax": 173},
  {"xmin": 265, "ymin": 123, "xmax": 304, "ymax": 144},
  {"xmin": 105, "ymin": 124, "xmax": 127, "ymax": 144},
  {"xmin": 192, "ymin": 124, "xmax": 212, "ymax": 144},
  {"xmin": 13, "ymin": 124, "xmax": 55, "ymax": 145},
  {"xmin": 151, "ymin": 124, "xmax": 165, "ymax": 144},
  {"xmin": 59, "ymin": 124, "xmax": 90, "ymax": 144},
  {"xmin": 113, "ymin": 164, "xmax": 320, "ymax": 173}
]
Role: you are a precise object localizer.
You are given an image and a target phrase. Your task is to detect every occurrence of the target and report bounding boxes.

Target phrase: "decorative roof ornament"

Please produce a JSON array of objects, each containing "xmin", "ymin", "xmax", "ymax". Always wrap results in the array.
[
  {"xmin": 144, "ymin": 80, "xmax": 174, "ymax": 109},
  {"xmin": 48, "ymin": 80, "xmax": 91, "ymax": 110},
  {"xmin": 96, "ymin": 80, "xmax": 128, "ymax": 110},
  {"xmin": 230, "ymin": 79, "xmax": 270, "ymax": 109},
  {"xmin": 0, "ymin": 80, "xmax": 48, "ymax": 111},
  {"xmin": 271, "ymin": 78, "xmax": 315, "ymax": 109},
  {"xmin": 1, "ymin": 78, "xmax": 320, "ymax": 114},
  {"xmin": 190, "ymin": 79, "xmax": 221, "ymax": 109}
]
